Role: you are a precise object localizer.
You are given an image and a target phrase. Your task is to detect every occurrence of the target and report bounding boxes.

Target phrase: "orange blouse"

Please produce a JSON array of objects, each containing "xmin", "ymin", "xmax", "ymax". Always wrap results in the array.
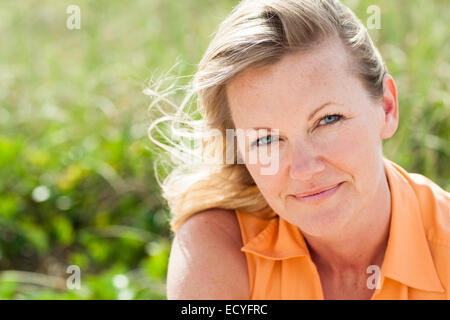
[{"xmin": 235, "ymin": 157, "xmax": 450, "ymax": 299}]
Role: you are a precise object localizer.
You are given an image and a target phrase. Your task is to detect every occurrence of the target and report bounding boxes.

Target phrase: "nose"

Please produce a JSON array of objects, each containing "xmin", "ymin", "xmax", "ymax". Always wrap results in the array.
[{"xmin": 288, "ymin": 142, "xmax": 325, "ymax": 181}]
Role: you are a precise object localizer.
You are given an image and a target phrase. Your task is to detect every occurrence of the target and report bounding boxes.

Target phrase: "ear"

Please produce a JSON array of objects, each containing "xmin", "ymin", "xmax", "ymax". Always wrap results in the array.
[{"xmin": 379, "ymin": 73, "xmax": 399, "ymax": 140}]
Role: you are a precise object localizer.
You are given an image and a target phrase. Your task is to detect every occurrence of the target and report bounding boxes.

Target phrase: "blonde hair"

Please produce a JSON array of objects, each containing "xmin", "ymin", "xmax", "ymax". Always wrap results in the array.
[{"xmin": 147, "ymin": 0, "xmax": 387, "ymax": 233}]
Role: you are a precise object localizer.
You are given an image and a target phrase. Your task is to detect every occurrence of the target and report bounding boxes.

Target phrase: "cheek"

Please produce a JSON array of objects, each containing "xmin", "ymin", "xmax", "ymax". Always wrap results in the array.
[
  {"xmin": 245, "ymin": 163, "xmax": 285, "ymax": 203},
  {"xmin": 321, "ymin": 121, "xmax": 381, "ymax": 191},
  {"xmin": 320, "ymin": 127, "xmax": 364, "ymax": 166}
]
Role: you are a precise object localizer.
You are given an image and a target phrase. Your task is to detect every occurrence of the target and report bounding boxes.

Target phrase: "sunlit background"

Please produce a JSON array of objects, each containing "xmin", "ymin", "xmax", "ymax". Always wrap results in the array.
[{"xmin": 0, "ymin": 0, "xmax": 449, "ymax": 299}]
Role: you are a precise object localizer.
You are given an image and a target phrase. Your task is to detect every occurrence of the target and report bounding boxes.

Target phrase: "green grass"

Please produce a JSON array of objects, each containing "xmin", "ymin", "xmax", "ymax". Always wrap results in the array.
[{"xmin": 0, "ymin": 0, "xmax": 448, "ymax": 299}]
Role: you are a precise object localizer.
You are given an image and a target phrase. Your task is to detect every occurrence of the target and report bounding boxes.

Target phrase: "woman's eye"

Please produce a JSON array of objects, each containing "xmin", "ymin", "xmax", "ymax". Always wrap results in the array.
[
  {"xmin": 253, "ymin": 135, "xmax": 279, "ymax": 147},
  {"xmin": 318, "ymin": 114, "xmax": 343, "ymax": 126}
]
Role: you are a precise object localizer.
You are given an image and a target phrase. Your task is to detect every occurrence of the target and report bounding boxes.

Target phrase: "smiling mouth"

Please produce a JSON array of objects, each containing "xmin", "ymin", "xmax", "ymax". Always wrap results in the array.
[{"xmin": 291, "ymin": 182, "xmax": 344, "ymax": 203}]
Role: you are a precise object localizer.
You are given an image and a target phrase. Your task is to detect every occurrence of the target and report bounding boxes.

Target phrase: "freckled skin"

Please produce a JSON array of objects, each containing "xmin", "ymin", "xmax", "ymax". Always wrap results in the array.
[{"xmin": 226, "ymin": 36, "xmax": 399, "ymax": 299}]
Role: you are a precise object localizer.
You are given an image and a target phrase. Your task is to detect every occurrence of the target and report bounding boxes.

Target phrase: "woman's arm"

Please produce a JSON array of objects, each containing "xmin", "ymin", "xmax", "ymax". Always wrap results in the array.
[{"xmin": 166, "ymin": 209, "xmax": 250, "ymax": 299}]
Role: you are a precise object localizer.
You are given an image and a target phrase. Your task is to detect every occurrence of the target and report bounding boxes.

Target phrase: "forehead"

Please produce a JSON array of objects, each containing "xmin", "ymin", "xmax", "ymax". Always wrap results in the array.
[{"xmin": 226, "ymin": 37, "xmax": 355, "ymax": 128}]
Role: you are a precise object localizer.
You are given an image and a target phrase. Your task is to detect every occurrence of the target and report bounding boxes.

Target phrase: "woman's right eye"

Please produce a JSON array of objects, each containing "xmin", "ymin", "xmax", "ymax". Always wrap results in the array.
[{"xmin": 253, "ymin": 135, "xmax": 279, "ymax": 147}]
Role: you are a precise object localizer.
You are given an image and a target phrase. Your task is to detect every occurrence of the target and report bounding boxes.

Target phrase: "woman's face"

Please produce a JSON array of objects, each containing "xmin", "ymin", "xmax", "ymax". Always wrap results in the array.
[{"xmin": 226, "ymin": 37, "xmax": 398, "ymax": 237}]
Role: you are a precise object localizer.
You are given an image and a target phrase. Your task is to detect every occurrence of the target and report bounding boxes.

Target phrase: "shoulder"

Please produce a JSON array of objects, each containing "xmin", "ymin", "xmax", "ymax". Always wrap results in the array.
[
  {"xmin": 408, "ymin": 172, "xmax": 450, "ymax": 200},
  {"xmin": 407, "ymin": 172, "xmax": 450, "ymax": 245},
  {"xmin": 166, "ymin": 208, "xmax": 249, "ymax": 299}
]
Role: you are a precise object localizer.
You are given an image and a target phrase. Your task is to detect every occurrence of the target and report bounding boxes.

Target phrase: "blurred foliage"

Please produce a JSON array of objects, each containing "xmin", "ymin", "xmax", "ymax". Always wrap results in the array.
[{"xmin": 0, "ymin": 0, "xmax": 449, "ymax": 299}]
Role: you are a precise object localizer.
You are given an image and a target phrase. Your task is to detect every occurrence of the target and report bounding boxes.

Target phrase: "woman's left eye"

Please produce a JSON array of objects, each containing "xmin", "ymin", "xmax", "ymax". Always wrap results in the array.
[{"xmin": 318, "ymin": 114, "xmax": 343, "ymax": 126}]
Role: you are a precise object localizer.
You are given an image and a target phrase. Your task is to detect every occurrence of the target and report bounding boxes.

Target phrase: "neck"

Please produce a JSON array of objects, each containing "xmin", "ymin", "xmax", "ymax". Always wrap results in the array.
[{"xmin": 303, "ymin": 168, "xmax": 392, "ymax": 275}]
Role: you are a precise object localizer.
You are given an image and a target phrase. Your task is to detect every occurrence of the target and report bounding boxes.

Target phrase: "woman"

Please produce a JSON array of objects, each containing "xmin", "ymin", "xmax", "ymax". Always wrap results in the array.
[{"xmin": 149, "ymin": 0, "xmax": 450, "ymax": 299}]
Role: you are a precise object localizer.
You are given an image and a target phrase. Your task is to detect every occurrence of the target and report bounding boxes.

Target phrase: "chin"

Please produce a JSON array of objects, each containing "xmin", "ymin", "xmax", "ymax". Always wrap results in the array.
[{"xmin": 283, "ymin": 202, "xmax": 353, "ymax": 238}]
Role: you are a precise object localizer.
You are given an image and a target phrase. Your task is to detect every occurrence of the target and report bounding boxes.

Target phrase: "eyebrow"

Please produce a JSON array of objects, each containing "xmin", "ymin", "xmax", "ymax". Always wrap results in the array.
[
  {"xmin": 307, "ymin": 101, "xmax": 338, "ymax": 121},
  {"xmin": 251, "ymin": 101, "xmax": 339, "ymax": 130}
]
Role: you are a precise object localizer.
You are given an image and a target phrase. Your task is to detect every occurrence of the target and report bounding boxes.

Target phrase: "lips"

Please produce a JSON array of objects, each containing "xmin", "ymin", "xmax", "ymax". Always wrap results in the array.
[
  {"xmin": 292, "ymin": 182, "xmax": 343, "ymax": 198},
  {"xmin": 290, "ymin": 182, "xmax": 344, "ymax": 204}
]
